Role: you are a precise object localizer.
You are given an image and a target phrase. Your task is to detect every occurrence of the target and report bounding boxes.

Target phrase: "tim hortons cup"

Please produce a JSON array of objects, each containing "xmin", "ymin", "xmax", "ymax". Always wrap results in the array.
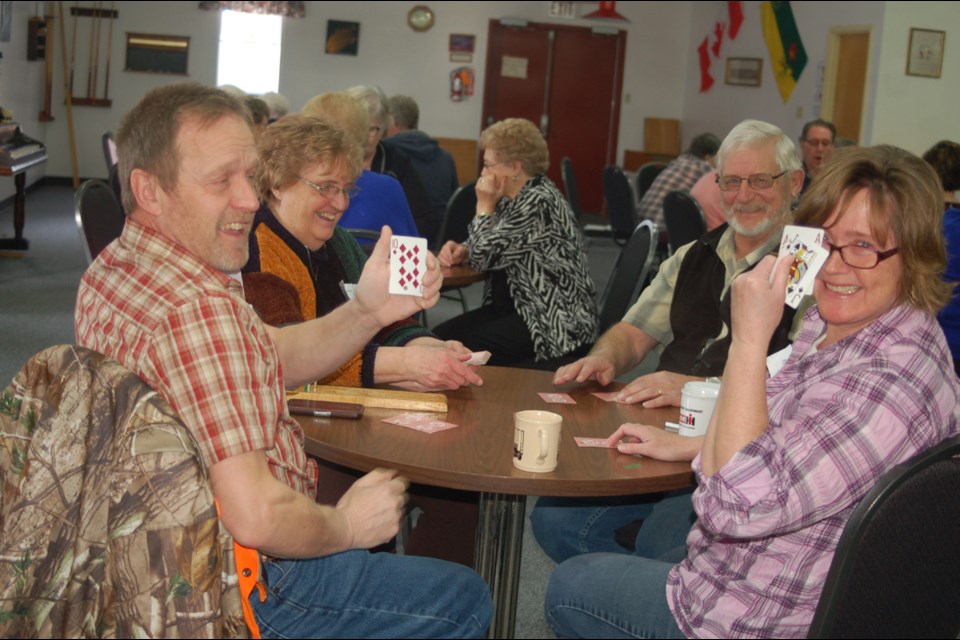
[
  {"xmin": 678, "ymin": 381, "xmax": 721, "ymax": 437},
  {"xmin": 513, "ymin": 410, "xmax": 562, "ymax": 473}
]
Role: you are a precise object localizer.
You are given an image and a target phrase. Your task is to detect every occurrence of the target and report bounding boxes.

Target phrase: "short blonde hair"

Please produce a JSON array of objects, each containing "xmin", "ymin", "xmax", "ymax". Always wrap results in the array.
[
  {"xmin": 302, "ymin": 92, "xmax": 369, "ymax": 150},
  {"xmin": 479, "ymin": 118, "xmax": 549, "ymax": 176},
  {"xmin": 795, "ymin": 145, "xmax": 951, "ymax": 315},
  {"xmin": 255, "ymin": 114, "xmax": 363, "ymax": 208}
]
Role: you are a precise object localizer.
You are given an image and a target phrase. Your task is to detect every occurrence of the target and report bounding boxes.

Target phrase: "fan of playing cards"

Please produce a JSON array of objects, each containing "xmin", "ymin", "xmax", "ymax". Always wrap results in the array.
[{"xmin": 778, "ymin": 225, "xmax": 828, "ymax": 308}]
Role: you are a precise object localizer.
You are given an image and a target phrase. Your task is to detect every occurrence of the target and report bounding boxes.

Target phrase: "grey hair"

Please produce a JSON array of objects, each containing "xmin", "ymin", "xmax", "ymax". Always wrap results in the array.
[
  {"xmin": 345, "ymin": 85, "xmax": 389, "ymax": 131},
  {"xmin": 716, "ymin": 119, "xmax": 802, "ymax": 174}
]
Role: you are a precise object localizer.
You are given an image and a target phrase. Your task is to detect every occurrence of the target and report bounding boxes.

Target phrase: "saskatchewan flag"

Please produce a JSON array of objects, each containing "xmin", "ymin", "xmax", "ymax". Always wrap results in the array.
[{"xmin": 761, "ymin": 1, "xmax": 807, "ymax": 102}]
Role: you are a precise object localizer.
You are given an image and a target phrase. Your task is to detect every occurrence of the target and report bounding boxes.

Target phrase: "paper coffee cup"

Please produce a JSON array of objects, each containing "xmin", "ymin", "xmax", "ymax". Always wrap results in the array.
[
  {"xmin": 678, "ymin": 381, "xmax": 721, "ymax": 437},
  {"xmin": 513, "ymin": 410, "xmax": 562, "ymax": 473}
]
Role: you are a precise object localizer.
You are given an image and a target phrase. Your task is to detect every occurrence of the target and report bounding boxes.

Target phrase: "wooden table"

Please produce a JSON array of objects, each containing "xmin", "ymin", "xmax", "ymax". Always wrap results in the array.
[
  {"xmin": 441, "ymin": 263, "xmax": 486, "ymax": 288},
  {"xmin": 296, "ymin": 366, "xmax": 693, "ymax": 638}
]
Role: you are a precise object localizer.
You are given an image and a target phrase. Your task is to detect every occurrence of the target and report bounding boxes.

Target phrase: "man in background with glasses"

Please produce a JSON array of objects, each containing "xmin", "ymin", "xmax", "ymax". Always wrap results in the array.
[
  {"xmin": 799, "ymin": 118, "xmax": 836, "ymax": 194},
  {"xmin": 537, "ymin": 120, "xmax": 805, "ymax": 564}
]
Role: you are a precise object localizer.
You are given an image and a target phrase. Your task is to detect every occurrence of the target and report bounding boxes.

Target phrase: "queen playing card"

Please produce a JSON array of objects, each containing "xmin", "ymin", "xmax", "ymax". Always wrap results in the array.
[
  {"xmin": 389, "ymin": 235, "xmax": 427, "ymax": 296},
  {"xmin": 778, "ymin": 225, "xmax": 829, "ymax": 309}
]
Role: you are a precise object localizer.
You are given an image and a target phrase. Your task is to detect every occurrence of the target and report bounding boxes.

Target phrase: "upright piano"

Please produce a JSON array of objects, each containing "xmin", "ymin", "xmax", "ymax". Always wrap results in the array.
[{"xmin": 0, "ymin": 123, "xmax": 48, "ymax": 251}]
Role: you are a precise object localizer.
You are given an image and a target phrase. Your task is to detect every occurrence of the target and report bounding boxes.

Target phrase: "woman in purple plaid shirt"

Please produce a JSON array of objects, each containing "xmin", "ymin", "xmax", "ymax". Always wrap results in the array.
[{"xmin": 546, "ymin": 146, "xmax": 960, "ymax": 638}]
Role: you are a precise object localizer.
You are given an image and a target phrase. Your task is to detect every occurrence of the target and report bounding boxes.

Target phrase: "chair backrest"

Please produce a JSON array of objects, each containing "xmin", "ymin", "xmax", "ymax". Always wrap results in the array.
[
  {"xmin": 598, "ymin": 220, "xmax": 656, "ymax": 332},
  {"xmin": 75, "ymin": 179, "xmax": 126, "ymax": 264},
  {"xmin": 102, "ymin": 131, "xmax": 118, "ymax": 174},
  {"xmin": 806, "ymin": 435, "xmax": 960, "ymax": 639},
  {"xmin": 635, "ymin": 161, "xmax": 667, "ymax": 201},
  {"xmin": 0, "ymin": 345, "xmax": 245, "ymax": 638},
  {"xmin": 662, "ymin": 190, "xmax": 706, "ymax": 254},
  {"xmin": 602, "ymin": 165, "xmax": 637, "ymax": 244},
  {"xmin": 437, "ymin": 180, "xmax": 477, "ymax": 246},
  {"xmin": 343, "ymin": 227, "xmax": 381, "ymax": 255},
  {"xmin": 561, "ymin": 156, "xmax": 583, "ymax": 220}
]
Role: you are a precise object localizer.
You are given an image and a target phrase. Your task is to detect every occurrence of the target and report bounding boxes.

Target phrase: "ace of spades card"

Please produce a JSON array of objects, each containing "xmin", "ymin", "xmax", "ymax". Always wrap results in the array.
[
  {"xmin": 389, "ymin": 235, "xmax": 427, "ymax": 296},
  {"xmin": 778, "ymin": 225, "xmax": 829, "ymax": 309}
]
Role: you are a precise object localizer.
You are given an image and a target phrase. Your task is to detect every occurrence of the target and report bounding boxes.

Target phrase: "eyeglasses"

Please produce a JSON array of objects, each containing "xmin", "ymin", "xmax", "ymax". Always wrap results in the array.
[
  {"xmin": 298, "ymin": 176, "xmax": 360, "ymax": 200},
  {"xmin": 802, "ymin": 138, "xmax": 834, "ymax": 148},
  {"xmin": 823, "ymin": 240, "xmax": 899, "ymax": 269},
  {"xmin": 369, "ymin": 126, "xmax": 382, "ymax": 135},
  {"xmin": 716, "ymin": 171, "xmax": 787, "ymax": 192}
]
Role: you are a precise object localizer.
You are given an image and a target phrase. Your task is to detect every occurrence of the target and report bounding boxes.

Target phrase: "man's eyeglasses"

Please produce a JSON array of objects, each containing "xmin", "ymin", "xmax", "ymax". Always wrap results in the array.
[
  {"xmin": 716, "ymin": 171, "xmax": 787, "ymax": 192},
  {"xmin": 822, "ymin": 240, "xmax": 899, "ymax": 270},
  {"xmin": 298, "ymin": 176, "xmax": 360, "ymax": 200}
]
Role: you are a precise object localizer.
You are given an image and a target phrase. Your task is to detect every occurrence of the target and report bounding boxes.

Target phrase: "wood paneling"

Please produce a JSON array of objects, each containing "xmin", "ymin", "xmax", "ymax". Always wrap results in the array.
[{"xmin": 436, "ymin": 137, "xmax": 479, "ymax": 186}]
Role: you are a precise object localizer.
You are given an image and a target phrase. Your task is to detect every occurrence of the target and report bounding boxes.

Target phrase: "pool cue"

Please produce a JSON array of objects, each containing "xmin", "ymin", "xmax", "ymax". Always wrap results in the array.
[{"xmin": 102, "ymin": 1, "xmax": 114, "ymax": 100}]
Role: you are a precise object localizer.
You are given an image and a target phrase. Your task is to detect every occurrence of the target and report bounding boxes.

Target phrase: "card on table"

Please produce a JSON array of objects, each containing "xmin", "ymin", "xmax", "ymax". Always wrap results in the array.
[
  {"xmin": 575, "ymin": 437, "xmax": 618, "ymax": 448},
  {"xmin": 538, "ymin": 392, "xmax": 577, "ymax": 404},
  {"xmin": 389, "ymin": 235, "xmax": 428, "ymax": 296},
  {"xmin": 382, "ymin": 413, "xmax": 459, "ymax": 434},
  {"xmin": 464, "ymin": 350, "xmax": 491, "ymax": 366},
  {"xmin": 778, "ymin": 225, "xmax": 828, "ymax": 309},
  {"xmin": 591, "ymin": 391, "xmax": 627, "ymax": 403}
]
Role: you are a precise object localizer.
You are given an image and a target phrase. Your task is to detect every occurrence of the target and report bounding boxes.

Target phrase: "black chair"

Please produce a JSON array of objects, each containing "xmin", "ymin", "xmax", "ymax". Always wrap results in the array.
[
  {"xmin": 662, "ymin": 190, "xmax": 706, "ymax": 254},
  {"xmin": 602, "ymin": 165, "xmax": 638, "ymax": 246},
  {"xmin": 807, "ymin": 435, "xmax": 960, "ymax": 639},
  {"xmin": 635, "ymin": 161, "xmax": 667, "ymax": 202},
  {"xmin": 597, "ymin": 220, "xmax": 656, "ymax": 333},
  {"xmin": 101, "ymin": 131, "xmax": 117, "ymax": 173},
  {"xmin": 343, "ymin": 227, "xmax": 381, "ymax": 256},
  {"xmin": 563, "ymin": 156, "xmax": 611, "ymax": 239},
  {"xmin": 74, "ymin": 179, "xmax": 126, "ymax": 264},
  {"xmin": 436, "ymin": 181, "xmax": 478, "ymax": 313}
]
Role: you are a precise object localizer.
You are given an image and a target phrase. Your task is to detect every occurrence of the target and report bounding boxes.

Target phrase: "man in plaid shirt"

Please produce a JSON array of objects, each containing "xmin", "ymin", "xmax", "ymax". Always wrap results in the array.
[
  {"xmin": 75, "ymin": 82, "xmax": 491, "ymax": 639},
  {"xmin": 637, "ymin": 132, "xmax": 721, "ymax": 231}
]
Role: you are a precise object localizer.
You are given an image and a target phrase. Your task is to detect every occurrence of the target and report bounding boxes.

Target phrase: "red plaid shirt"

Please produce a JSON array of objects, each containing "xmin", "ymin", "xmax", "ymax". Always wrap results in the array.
[{"xmin": 75, "ymin": 220, "xmax": 318, "ymax": 498}]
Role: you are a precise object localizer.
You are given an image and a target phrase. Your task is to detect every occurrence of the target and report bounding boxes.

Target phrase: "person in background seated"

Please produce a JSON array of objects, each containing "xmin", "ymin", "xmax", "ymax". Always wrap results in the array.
[
  {"xmin": 534, "ymin": 119, "xmax": 804, "ymax": 565},
  {"xmin": 346, "ymin": 85, "xmax": 436, "ymax": 241},
  {"xmin": 302, "ymin": 92, "xmax": 419, "ymax": 242},
  {"xmin": 434, "ymin": 117, "xmax": 598, "ymax": 368},
  {"xmin": 922, "ymin": 139, "xmax": 960, "ymax": 376},
  {"xmin": 799, "ymin": 118, "xmax": 836, "ymax": 194},
  {"xmin": 385, "ymin": 94, "xmax": 460, "ymax": 247},
  {"xmin": 243, "ymin": 95, "xmax": 270, "ymax": 141},
  {"xmin": 545, "ymin": 144, "xmax": 960, "ymax": 639},
  {"xmin": 689, "ymin": 169, "xmax": 725, "ymax": 231},
  {"xmin": 638, "ymin": 132, "xmax": 720, "ymax": 231},
  {"xmin": 75, "ymin": 82, "xmax": 492, "ymax": 638},
  {"xmin": 259, "ymin": 90, "xmax": 290, "ymax": 123},
  {"xmin": 242, "ymin": 113, "xmax": 481, "ymax": 393}
]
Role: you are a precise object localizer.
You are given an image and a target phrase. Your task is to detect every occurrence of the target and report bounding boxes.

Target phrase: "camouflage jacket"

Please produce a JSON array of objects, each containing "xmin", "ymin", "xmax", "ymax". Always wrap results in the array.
[{"xmin": 0, "ymin": 345, "xmax": 248, "ymax": 638}]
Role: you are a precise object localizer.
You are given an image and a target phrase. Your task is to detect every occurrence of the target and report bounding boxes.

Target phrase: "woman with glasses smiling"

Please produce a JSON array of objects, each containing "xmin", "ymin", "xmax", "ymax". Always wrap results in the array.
[
  {"xmin": 242, "ymin": 114, "xmax": 480, "ymax": 395},
  {"xmin": 545, "ymin": 145, "xmax": 960, "ymax": 638}
]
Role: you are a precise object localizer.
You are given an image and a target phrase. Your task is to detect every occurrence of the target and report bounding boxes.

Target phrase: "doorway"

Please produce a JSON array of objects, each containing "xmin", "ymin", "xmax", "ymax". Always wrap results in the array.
[
  {"xmin": 481, "ymin": 20, "xmax": 626, "ymax": 213},
  {"xmin": 821, "ymin": 27, "xmax": 871, "ymax": 143}
]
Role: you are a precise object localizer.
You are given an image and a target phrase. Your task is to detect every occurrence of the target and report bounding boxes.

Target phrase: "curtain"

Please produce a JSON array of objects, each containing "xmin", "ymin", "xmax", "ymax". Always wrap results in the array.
[{"xmin": 198, "ymin": 2, "xmax": 305, "ymax": 18}]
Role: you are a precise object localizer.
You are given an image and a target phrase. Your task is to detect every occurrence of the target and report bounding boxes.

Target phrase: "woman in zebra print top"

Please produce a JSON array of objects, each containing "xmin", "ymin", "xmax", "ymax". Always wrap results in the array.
[{"xmin": 435, "ymin": 118, "xmax": 598, "ymax": 367}]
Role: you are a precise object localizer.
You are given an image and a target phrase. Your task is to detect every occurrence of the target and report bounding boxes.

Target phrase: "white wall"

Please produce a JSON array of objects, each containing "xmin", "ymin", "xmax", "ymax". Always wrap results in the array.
[
  {"xmin": 3, "ymin": 1, "xmax": 692, "ymax": 181},
  {"xmin": 2, "ymin": 1, "xmax": 958, "ymax": 188},
  {"xmin": 870, "ymin": 1, "xmax": 960, "ymax": 154},
  {"xmin": 681, "ymin": 1, "xmax": 886, "ymax": 146}
]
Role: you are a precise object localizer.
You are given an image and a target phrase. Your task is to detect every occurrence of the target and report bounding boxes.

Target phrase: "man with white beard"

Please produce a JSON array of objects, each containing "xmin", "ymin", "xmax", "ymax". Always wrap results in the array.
[{"xmin": 536, "ymin": 119, "xmax": 806, "ymax": 564}]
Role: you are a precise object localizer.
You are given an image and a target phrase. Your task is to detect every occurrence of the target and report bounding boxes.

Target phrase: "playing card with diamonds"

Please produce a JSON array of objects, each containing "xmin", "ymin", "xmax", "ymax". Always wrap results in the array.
[
  {"xmin": 778, "ymin": 225, "xmax": 828, "ymax": 309},
  {"xmin": 389, "ymin": 235, "xmax": 427, "ymax": 296}
]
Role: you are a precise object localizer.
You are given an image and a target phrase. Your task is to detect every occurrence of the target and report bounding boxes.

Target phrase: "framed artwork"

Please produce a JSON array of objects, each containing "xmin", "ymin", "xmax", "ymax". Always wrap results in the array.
[
  {"xmin": 725, "ymin": 57, "xmax": 762, "ymax": 87},
  {"xmin": 326, "ymin": 20, "xmax": 359, "ymax": 56},
  {"xmin": 906, "ymin": 28, "xmax": 945, "ymax": 78},
  {"xmin": 125, "ymin": 33, "xmax": 190, "ymax": 75}
]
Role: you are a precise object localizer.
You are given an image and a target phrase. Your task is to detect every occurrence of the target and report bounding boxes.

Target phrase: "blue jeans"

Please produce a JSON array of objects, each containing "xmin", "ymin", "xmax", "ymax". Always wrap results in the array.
[
  {"xmin": 531, "ymin": 488, "xmax": 696, "ymax": 563},
  {"xmin": 251, "ymin": 549, "xmax": 492, "ymax": 638},
  {"xmin": 545, "ymin": 553, "xmax": 685, "ymax": 639}
]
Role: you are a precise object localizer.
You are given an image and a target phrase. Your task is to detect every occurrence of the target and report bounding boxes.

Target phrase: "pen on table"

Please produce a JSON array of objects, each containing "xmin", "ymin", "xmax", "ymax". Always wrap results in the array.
[{"xmin": 289, "ymin": 407, "xmax": 361, "ymax": 419}]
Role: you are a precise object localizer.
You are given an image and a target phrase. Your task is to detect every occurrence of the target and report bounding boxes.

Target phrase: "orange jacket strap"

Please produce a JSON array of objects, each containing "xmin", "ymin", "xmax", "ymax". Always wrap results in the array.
[{"xmin": 215, "ymin": 498, "xmax": 266, "ymax": 639}]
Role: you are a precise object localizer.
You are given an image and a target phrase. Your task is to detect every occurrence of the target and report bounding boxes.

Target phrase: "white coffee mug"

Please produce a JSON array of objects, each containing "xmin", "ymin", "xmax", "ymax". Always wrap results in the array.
[
  {"xmin": 678, "ymin": 381, "xmax": 721, "ymax": 437},
  {"xmin": 513, "ymin": 410, "xmax": 562, "ymax": 473}
]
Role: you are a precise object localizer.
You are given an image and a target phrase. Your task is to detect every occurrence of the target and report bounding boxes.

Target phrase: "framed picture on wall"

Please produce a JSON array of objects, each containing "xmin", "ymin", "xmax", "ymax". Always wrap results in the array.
[
  {"xmin": 906, "ymin": 28, "xmax": 945, "ymax": 78},
  {"xmin": 725, "ymin": 57, "xmax": 763, "ymax": 87}
]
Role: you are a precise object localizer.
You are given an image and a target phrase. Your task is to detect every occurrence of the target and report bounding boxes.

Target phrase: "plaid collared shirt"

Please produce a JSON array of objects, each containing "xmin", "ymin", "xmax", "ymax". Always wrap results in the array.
[
  {"xmin": 667, "ymin": 304, "xmax": 960, "ymax": 638},
  {"xmin": 637, "ymin": 153, "xmax": 713, "ymax": 229},
  {"xmin": 75, "ymin": 220, "xmax": 318, "ymax": 498}
]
